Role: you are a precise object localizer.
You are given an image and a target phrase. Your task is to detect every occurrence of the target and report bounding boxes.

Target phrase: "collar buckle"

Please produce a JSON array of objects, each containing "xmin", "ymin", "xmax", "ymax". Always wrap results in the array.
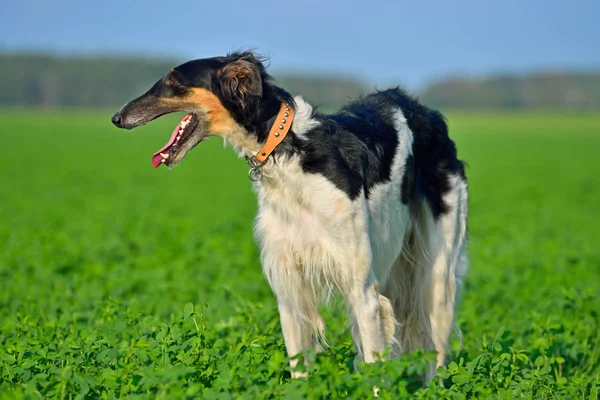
[{"xmin": 245, "ymin": 155, "xmax": 264, "ymax": 182}]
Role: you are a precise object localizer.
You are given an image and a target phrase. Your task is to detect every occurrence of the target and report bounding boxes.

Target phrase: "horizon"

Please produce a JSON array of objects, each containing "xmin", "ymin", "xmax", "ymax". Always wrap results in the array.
[
  {"xmin": 2, "ymin": 50, "xmax": 600, "ymax": 91},
  {"xmin": 1, "ymin": 0, "xmax": 599, "ymax": 89}
]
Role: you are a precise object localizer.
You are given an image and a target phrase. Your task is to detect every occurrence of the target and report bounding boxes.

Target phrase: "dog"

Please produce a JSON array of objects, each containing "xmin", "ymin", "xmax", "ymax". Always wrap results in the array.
[{"xmin": 111, "ymin": 51, "xmax": 468, "ymax": 381}]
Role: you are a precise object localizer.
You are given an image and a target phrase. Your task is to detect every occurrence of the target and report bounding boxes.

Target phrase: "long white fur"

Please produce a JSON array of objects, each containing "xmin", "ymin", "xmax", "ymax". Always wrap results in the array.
[
  {"xmin": 224, "ymin": 98, "xmax": 468, "ymax": 381},
  {"xmin": 289, "ymin": 96, "xmax": 320, "ymax": 137}
]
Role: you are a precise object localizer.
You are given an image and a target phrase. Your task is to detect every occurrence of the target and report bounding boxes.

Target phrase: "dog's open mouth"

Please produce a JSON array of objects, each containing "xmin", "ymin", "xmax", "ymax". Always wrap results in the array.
[{"xmin": 151, "ymin": 113, "xmax": 204, "ymax": 168}]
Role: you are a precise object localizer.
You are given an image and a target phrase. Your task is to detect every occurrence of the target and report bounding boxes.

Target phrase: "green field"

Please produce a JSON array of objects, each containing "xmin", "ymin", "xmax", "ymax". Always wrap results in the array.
[{"xmin": 1, "ymin": 110, "xmax": 599, "ymax": 399}]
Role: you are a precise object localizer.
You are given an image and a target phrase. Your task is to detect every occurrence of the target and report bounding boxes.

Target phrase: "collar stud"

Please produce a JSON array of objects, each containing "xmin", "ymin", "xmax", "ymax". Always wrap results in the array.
[{"xmin": 254, "ymin": 102, "xmax": 295, "ymax": 164}]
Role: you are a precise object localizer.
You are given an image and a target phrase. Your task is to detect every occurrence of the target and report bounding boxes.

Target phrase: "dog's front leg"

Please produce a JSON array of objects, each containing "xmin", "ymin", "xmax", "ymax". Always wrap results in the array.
[
  {"xmin": 277, "ymin": 299, "xmax": 314, "ymax": 378},
  {"xmin": 262, "ymin": 253, "xmax": 322, "ymax": 378}
]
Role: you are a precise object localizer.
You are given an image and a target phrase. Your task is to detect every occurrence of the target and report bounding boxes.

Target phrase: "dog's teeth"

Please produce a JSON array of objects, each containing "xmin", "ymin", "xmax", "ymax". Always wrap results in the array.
[
  {"xmin": 161, "ymin": 159, "xmax": 166, "ymax": 163},
  {"xmin": 176, "ymin": 135, "xmax": 181, "ymax": 141},
  {"xmin": 160, "ymin": 153, "xmax": 169, "ymax": 159}
]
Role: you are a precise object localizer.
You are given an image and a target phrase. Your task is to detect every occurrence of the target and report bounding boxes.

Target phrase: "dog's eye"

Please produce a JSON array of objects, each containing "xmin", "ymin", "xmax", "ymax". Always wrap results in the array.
[{"xmin": 164, "ymin": 75, "xmax": 178, "ymax": 85}]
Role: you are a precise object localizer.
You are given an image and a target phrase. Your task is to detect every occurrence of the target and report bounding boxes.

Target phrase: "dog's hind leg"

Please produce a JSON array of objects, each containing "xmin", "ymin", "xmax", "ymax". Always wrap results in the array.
[
  {"xmin": 382, "ymin": 216, "xmax": 438, "ymax": 381},
  {"xmin": 344, "ymin": 270, "xmax": 389, "ymax": 366},
  {"xmin": 429, "ymin": 176, "xmax": 468, "ymax": 368},
  {"xmin": 430, "ymin": 241, "xmax": 467, "ymax": 367},
  {"xmin": 342, "ymin": 199, "xmax": 399, "ymax": 368},
  {"xmin": 384, "ymin": 256, "xmax": 437, "ymax": 380}
]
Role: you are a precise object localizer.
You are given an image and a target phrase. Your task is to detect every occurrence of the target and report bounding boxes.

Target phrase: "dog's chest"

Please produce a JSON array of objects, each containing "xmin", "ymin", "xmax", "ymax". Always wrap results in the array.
[{"xmin": 253, "ymin": 163, "xmax": 364, "ymax": 271}]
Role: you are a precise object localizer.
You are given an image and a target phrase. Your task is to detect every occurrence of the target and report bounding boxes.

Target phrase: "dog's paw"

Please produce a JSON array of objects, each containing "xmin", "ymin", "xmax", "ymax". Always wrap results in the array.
[{"xmin": 291, "ymin": 371, "xmax": 309, "ymax": 379}]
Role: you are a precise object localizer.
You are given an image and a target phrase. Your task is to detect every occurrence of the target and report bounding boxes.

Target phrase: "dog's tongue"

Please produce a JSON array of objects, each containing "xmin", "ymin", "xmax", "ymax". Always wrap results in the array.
[{"xmin": 151, "ymin": 114, "xmax": 192, "ymax": 168}]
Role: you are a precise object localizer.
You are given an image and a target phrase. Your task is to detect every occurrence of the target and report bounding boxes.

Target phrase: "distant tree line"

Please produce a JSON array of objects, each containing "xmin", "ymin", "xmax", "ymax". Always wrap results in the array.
[
  {"xmin": 0, "ymin": 53, "xmax": 366, "ymax": 111},
  {"xmin": 420, "ymin": 72, "xmax": 600, "ymax": 111},
  {"xmin": 1, "ymin": 52, "xmax": 599, "ymax": 111}
]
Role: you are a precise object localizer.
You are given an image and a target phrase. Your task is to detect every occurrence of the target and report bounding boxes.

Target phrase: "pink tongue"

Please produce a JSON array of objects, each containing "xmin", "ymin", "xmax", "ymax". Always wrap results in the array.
[{"xmin": 151, "ymin": 114, "xmax": 192, "ymax": 168}]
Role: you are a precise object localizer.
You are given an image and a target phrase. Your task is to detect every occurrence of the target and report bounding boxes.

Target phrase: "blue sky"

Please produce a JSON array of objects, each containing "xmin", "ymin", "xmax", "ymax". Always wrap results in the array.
[{"xmin": 1, "ymin": 0, "xmax": 598, "ymax": 88}]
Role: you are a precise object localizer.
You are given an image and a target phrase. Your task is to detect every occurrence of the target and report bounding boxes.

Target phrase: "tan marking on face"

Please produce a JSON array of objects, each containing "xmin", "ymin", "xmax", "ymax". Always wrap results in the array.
[
  {"xmin": 189, "ymin": 88, "xmax": 262, "ymax": 154},
  {"xmin": 186, "ymin": 88, "xmax": 236, "ymax": 134},
  {"xmin": 158, "ymin": 88, "xmax": 261, "ymax": 156}
]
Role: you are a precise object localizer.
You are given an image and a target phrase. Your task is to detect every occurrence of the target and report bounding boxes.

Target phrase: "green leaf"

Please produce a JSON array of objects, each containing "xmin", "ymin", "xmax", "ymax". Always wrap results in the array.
[
  {"xmin": 495, "ymin": 326, "xmax": 505, "ymax": 341},
  {"xmin": 20, "ymin": 360, "xmax": 35, "ymax": 369},
  {"xmin": 183, "ymin": 302, "xmax": 195, "ymax": 316},
  {"xmin": 0, "ymin": 352, "xmax": 15, "ymax": 365}
]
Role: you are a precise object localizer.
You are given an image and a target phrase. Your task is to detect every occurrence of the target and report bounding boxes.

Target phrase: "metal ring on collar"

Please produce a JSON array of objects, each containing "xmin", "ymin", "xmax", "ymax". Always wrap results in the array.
[{"xmin": 248, "ymin": 167, "xmax": 262, "ymax": 181}]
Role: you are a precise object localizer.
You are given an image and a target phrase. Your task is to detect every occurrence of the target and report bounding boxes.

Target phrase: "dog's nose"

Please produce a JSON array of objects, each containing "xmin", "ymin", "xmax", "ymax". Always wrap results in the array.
[{"xmin": 111, "ymin": 113, "xmax": 122, "ymax": 127}]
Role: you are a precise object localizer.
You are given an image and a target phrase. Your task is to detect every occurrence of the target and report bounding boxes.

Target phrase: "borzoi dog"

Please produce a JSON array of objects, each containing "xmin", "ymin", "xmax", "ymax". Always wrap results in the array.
[{"xmin": 111, "ymin": 51, "xmax": 468, "ymax": 381}]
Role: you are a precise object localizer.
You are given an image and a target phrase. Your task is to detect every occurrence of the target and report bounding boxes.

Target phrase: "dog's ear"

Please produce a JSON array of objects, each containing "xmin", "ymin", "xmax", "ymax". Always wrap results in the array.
[{"xmin": 218, "ymin": 59, "xmax": 263, "ymax": 110}]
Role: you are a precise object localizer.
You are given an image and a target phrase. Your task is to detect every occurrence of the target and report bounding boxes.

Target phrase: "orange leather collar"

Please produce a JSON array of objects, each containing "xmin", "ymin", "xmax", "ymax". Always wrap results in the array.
[{"xmin": 255, "ymin": 102, "xmax": 295, "ymax": 163}]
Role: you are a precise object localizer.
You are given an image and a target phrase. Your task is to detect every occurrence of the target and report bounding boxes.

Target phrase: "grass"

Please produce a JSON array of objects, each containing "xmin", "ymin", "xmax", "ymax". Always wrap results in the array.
[{"xmin": 1, "ymin": 109, "xmax": 599, "ymax": 398}]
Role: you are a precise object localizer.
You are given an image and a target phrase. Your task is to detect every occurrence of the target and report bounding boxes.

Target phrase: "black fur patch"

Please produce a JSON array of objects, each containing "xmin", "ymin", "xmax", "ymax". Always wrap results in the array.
[
  {"xmin": 400, "ymin": 154, "xmax": 414, "ymax": 205},
  {"xmin": 296, "ymin": 102, "xmax": 400, "ymax": 200},
  {"xmin": 390, "ymin": 90, "xmax": 466, "ymax": 217},
  {"xmin": 287, "ymin": 88, "xmax": 465, "ymax": 219}
]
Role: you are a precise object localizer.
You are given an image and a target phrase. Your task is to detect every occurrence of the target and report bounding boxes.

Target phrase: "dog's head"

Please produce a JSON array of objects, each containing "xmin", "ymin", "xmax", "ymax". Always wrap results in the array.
[{"xmin": 111, "ymin": 51, "xmax": 276, "ymax": 168}]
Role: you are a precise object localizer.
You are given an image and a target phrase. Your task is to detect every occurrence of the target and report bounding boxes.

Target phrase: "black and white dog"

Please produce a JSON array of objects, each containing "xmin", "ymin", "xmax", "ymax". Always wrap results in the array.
[{"xmin": 111, "ymin": 51, "xmax": 468, "ymax": 381}]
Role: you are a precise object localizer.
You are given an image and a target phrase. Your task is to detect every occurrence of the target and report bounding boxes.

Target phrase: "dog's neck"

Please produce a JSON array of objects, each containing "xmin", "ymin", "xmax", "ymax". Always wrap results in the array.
[
  {"xmin": 224, "ymin": 86, "xmax": 297, "ymax": 159},
  {"xmin": 254, "ymin": 86, "xmax": 294, "ymax": 142},
  {"xmin": 254, "ymin": 102, "xmax": 294, "ymax": 163}
]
